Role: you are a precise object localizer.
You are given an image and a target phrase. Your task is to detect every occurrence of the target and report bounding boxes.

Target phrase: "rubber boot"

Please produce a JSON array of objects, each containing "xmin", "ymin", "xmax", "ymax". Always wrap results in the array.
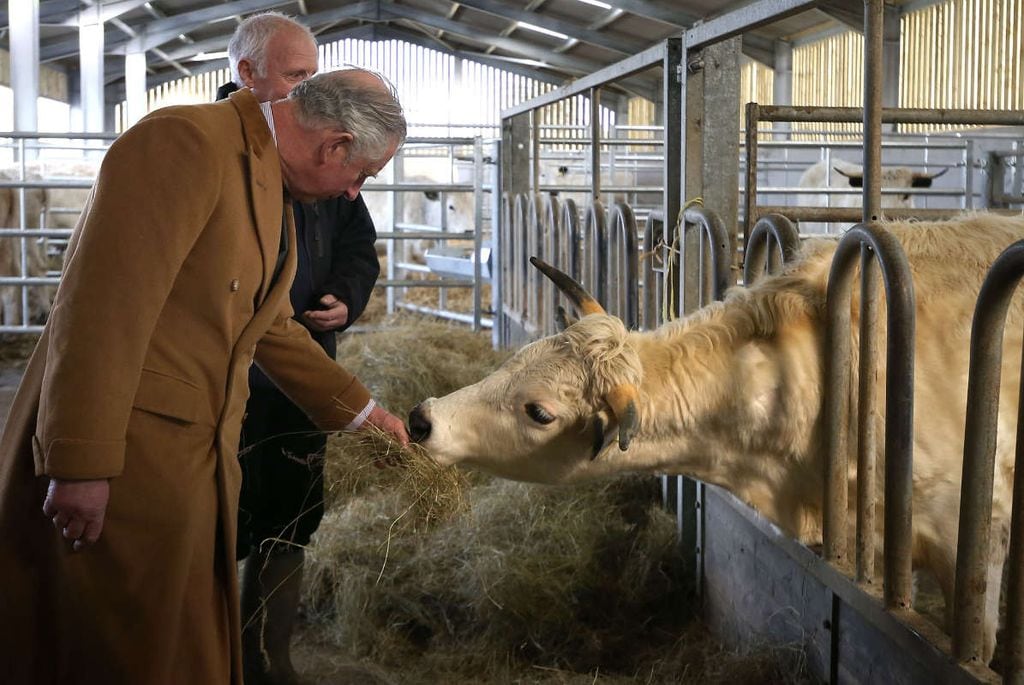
[{"xmin": 241, "ymin": 548, "xmax": 306, "ymax": 685}]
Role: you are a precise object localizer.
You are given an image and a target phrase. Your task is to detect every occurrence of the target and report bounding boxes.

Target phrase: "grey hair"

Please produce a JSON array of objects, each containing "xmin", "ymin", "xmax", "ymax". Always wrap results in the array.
[
  {"xmin": 227, "ymin": 12, "xmax": 315, "ymax": 83},
  {"xmin": 289, "ymin": 68, "xmax": 408, "ymax": 160}
]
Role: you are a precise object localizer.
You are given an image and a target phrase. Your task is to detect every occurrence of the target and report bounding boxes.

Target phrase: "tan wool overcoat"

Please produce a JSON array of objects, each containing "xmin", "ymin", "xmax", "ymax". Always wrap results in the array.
[{"xmin": 0, "ymin": 89, "xmax": 372, "ymax": 685}]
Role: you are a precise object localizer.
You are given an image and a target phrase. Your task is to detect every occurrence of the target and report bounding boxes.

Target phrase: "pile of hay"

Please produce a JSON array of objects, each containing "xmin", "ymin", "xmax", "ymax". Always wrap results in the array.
[
  {"xmin": 0, "ymin": 333, "xmax": 40, "ymax": 364},
  {"xmin": 303, "ymin": 313, "xmax": 810, "ymax": 683}
]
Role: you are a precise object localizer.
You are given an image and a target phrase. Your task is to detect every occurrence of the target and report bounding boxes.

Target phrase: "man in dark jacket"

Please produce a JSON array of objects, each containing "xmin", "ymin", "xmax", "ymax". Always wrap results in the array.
[{"xmin": 219, "ymin": 13, "xmax": 382, "ymax": 685}]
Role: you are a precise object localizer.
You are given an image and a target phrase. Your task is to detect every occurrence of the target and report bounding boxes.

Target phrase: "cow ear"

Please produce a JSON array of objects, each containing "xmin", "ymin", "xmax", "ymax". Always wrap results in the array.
[
  {"xmin": 590, "ymin": 415, "xmax": 610, "ymax": 460},
  {"xmin": 605, "ymin": 384, "xmax": 639, "ymax": 451},
  {"xmin": 911, "ymin": 176, "xmax": 933, "ymax": 188},
  {"xmin": 424, "ymin": 190, "xmax": 440, "ymax": 201},
  {"xmin": 555, "ymin": 305, "xmax": 577, "ymax": 331}
]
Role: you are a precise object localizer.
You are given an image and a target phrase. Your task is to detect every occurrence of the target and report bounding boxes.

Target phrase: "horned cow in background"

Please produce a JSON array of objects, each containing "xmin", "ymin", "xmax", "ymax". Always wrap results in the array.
[
  {"xmin": 796, "ymin": 158, "xmax": 948, "ymax": 233},
  {"xmin": 410, "ymin": 213, "xmax": 1024, "ymax": 664},
  {"xmin": 361, "ymin": 174, "xmax": 475, "ymax": 262}
]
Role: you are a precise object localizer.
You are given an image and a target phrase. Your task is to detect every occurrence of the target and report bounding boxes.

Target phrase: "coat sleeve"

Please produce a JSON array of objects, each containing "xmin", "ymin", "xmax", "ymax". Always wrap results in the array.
[
  {"xmin": 35, "ymin": 114, "xmax": 221, "ymax": 479},
  {"xmin": 252, "ymin": 313, "xmax": 373, "ymax": 431},
  {"xmin": 323, "ymin": 194, "xmax": 379, "ymax": 331}
]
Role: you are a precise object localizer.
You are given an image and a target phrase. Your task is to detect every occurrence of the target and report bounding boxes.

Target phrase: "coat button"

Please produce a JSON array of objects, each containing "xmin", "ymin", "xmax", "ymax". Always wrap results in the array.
[{"xmin": 230, "ymin": 279, "xmax": 240, "ymax": 292}]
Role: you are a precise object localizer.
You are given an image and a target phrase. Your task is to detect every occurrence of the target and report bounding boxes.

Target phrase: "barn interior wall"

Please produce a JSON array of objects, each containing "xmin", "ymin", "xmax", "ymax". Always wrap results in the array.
[
  {"xmin": 116, "ymin": 38, "xmax": 582, "ymax": 137},
  {"xmin": 0, "ymin": 48, "xmax": 68, "ymax": 103}
]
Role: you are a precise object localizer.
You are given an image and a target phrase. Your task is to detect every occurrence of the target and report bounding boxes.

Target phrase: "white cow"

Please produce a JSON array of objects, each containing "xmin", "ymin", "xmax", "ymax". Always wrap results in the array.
[
  {"xmin": 361, "ymin": 174, "xmax": 475, "ymax": 263},
  {"xmin": 797, "ymin": 158, "xmax": 947, "ymax": 233},
  {"xmin": 410, "ymin": 213, "xmax": 1024, "ymax": 663},
  {"xmin": 0, "ymin": 161, "xmax": 96, "ymax": 325}
]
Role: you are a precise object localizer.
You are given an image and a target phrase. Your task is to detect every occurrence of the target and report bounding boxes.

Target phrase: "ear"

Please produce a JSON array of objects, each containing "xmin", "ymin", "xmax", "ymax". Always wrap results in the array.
[
  {"xmin": 237, "ymin": 60, "xmax": 257, "ymax": 89},
  {"xmin": 555, "ymin": 305, "xmax": 577, "ymax": 331},
  {"xmin": 322, "ymin": 131, "xmax": 355, "ymax": 160},
  {"xmin": 589, "ymin": 413, "xmax": 615, "ymax": 460},
  {"xmin": 911, "ymin": 176, "xmax": 934, "ymax": 188}
]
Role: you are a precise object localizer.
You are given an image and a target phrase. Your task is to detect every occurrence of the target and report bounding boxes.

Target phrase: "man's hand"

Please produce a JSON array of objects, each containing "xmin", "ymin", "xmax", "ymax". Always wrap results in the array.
[
  {"xmin": 42, "ymin": 478, "xmax": 109, "ymax": 552},
  {"xmin": 303, "ymin": 294, "xmax": 349, "ymax": 332},
  {"xmin": 365, "ymin": 404, "xmax": 410, "ymax": 446}
]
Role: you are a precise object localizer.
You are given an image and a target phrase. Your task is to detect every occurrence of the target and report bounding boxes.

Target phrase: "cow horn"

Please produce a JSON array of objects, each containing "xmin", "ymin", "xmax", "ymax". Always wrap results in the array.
[
  {"xmin": 530, "ymin": 256, "xmax": 605, "ymax": 316},
  {"xmin": 605, "ymin": 384, "xmax": 639, "ymax": 451},
  {"xmin": 914, "ymin": 167, "xmax": 950, "ymax": 181},
  {"xmin": 832, "ymin": 165, "xmax": 859, "ymax": 179}
]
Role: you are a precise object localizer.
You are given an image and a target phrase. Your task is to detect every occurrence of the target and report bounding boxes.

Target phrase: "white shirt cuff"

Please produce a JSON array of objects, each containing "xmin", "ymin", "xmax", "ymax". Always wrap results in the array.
[{"xmin": 344, "ymin": 398, "xmax": 376, "ymax": 431}]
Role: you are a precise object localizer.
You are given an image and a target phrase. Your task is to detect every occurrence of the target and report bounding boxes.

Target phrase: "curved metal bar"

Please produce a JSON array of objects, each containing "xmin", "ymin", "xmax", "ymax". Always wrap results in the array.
[
  {"xmin": 559, "ymin": 199, "xmax": 580, "ymax": 283},
  {"xmin": 512, "ymin": 193, "xmax": 530, "ymax": 318},
  {"xmin": 583, "ymin": 200, "xmax": 608, "ymax": 308},
  {"xmin": 952, "ymin": 240, "xmax": 1024, "ymax": 667},
  {"xmin": 499, "ymin": 192, "xmax": 512, "ymax": 346},
  {"xmin": 642, "ymin": 210, "xmax": 664, "ymax": 331},
  {"xmin": 823, "ymin": 223, "xmax": 915, "ymax": 612},
  {"xmin": 607, "ymin": 203, "xmax": 640, "ymax": 329},
  {"xmin": 742, "ymin": 213, "xmax": 801, "ymax": 286},
  {"xmin": 542, "ymin": 194, "xmax": 561, "ymax": 335},
  {"xmin": 681, "ymin": 206, "xmax": 731, "ymax": 305},
  {"xmin": 527, "ymin": 194, "xmax": 544, "ymax": 330}
]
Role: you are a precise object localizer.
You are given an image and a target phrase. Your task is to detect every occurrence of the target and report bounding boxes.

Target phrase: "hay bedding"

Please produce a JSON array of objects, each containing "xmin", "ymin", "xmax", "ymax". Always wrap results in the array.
[{"xmin": 297, "ymin": 314, "xmax": 809, "ymax": 684}]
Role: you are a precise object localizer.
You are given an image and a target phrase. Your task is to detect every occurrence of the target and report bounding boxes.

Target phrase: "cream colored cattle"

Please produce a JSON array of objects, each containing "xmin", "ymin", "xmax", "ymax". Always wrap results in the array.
[
  {"xmin": 0, "ymin": 161, "xmax": 96, "ymax": 324},
  {"xmin": 362, "ymin": 174, "xmax": 475, "ymax": 262},
  {"xmin": 410, "ymin": 213, "xmax": 1024, "ymax": 663},
  {"xmin": 797, "ymin": 158, "xmax": 947, "ymax": 233}
]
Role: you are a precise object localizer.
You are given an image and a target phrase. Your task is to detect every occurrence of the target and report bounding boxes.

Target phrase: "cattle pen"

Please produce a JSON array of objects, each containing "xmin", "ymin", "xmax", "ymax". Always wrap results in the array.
[
  {"xmin": 2, "ymin": 0, "xmax": 1024, "ymax": 683},
  {"xmin": 496, "ymin": 1, "xmax": 1024, "ymax": 683}
]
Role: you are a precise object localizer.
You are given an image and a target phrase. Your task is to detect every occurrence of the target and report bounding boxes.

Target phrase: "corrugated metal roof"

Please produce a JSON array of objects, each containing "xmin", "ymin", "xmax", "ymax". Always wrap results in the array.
[{"xmin": 0, "ymin": 0, "xmax": 929, "ymax": 101}]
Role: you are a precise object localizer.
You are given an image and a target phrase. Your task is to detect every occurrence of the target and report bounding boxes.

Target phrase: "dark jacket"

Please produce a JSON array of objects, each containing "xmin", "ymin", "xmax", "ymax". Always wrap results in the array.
[{"xmin": 215, "ymin": 82, "xmax": 380, "ymax": 389}]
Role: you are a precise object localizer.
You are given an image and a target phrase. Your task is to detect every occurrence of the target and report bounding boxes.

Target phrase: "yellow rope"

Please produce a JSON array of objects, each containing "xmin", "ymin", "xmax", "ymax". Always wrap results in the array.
[{"xmin": 662, "ymin": 197, "xmax": 703, "ymax": 323}]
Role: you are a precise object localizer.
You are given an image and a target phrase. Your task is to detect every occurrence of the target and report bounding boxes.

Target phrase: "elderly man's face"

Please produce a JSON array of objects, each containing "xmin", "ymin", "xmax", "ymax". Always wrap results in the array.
[
  {"xmin": 239, "ymin": 28, "xmax": 318, "ymax": 101},
  {"xmin": 283, "ymin": 137, "xmax": 400, "ymax": 203}
]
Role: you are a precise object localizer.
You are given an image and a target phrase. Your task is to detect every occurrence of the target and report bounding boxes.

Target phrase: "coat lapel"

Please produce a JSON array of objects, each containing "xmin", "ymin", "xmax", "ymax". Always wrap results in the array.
[{"xmin": 230, "ymin": 90, "xmax": 284, "ymax": 304}]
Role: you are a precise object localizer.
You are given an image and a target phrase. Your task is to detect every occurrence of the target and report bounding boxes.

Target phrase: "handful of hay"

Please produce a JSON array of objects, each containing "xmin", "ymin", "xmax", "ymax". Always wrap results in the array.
[{"xmin": 322, "ymin": 313, "xmax": 507, "ymax": 529}]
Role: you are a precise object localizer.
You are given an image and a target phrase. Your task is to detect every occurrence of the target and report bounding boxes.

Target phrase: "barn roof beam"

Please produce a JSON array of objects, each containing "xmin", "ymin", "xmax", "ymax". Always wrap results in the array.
[
  {"xmin": 606, "ymin": 0, "xmax": 691, "ymax": 27},
  {"xmin": 816, "ymin": 0, "xmax": 864, "ymax": 32},
  {"xmin": 119, "ymin": 0, "xmax": 294, "ymax": 54},
  {"xmin": 451, "ymin": 0, "xmax": 647, "ymax": 56},
  {"xmin": 741, "ymin": 33, "xmax": 776, "ymax": 67},
  {"xmin": 379, "ymin": 2, "xmax": 602, "ymax": 77},
  {"xmin": 501, "ymin": 41, "xmax": 671, "ymax": 118},
  {"xmin": 0, "ymin": 0, "xmax": 79, "ymax": 30},
  {"xmin": 54, "ymin": 0, "xmax": 152, "ymax": 27},
  {"xmin": 103, "ymin": 21, "xmax": 571, "ymax": 107},
  {"xmin": 39, "ymin": 0, "xmax": 291, "ymax": 62},
  {"xmin": 372, "ymin": 25, "xmax": 566, "ymax": 87},
  {"xmin": 685, "ymin": 0, "xmax": 821, "ymax": 51}
]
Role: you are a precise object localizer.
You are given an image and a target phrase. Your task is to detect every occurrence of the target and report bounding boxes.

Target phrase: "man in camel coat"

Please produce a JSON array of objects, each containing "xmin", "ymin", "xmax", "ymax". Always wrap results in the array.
[{"xmin": 0, "ymin": 68, "xmax": 408, "ymax": 684}]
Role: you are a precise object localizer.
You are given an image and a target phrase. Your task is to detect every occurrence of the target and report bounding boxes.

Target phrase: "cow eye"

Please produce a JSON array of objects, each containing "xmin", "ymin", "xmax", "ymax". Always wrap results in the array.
[{"xmin": 525, "ymin": 403, "xmax": 555, "ymax": 425}]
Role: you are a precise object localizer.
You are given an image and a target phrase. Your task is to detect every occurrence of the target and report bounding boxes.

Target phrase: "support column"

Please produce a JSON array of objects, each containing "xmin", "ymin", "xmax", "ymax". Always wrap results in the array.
[
  {"xmin": 882, "ymin": 5, "xmax": 901, "ymax": 109},
  {"xmin": 79, "ymin": 3, "xmax": 106, "ymax": 132},
  {"xmin": 125, "ymin": 51, "xmax": 148, "ymax": 129},
  {"xmin": 10, "ymin": 0, "xmax": 40, "ymax": 134},
  {"xmin": 772, "ymin": 40, "xmax": 793, "ymax": 139}
]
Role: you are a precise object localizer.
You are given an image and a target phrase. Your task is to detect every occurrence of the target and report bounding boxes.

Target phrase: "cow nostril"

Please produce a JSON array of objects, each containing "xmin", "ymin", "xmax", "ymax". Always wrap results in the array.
[{"xmin": 408, "ymin": 404, "xmax": 432, "ymax": 443}]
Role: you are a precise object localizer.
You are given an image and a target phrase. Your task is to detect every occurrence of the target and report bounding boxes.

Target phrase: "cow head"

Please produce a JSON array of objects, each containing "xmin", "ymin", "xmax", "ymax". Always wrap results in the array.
[
  {"xmin": 833, "ymin": 165, "xmax": 949, "ymax": 205},
  {"xmin": 409, "ymin": 258, "xmax": 642, "ymax": 483}
]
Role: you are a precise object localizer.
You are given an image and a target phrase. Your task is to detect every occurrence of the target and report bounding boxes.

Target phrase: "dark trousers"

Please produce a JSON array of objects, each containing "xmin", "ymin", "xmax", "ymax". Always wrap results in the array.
[{"xmin": 237, "ymin": 386, "xmax": 326, "ymax": 560}]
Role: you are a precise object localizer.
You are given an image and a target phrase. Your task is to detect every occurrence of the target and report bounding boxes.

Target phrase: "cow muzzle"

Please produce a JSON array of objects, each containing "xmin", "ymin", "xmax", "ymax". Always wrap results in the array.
[{"xmin": 408, "ymin": 403, "xmax": 432, "ymax": 444}]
